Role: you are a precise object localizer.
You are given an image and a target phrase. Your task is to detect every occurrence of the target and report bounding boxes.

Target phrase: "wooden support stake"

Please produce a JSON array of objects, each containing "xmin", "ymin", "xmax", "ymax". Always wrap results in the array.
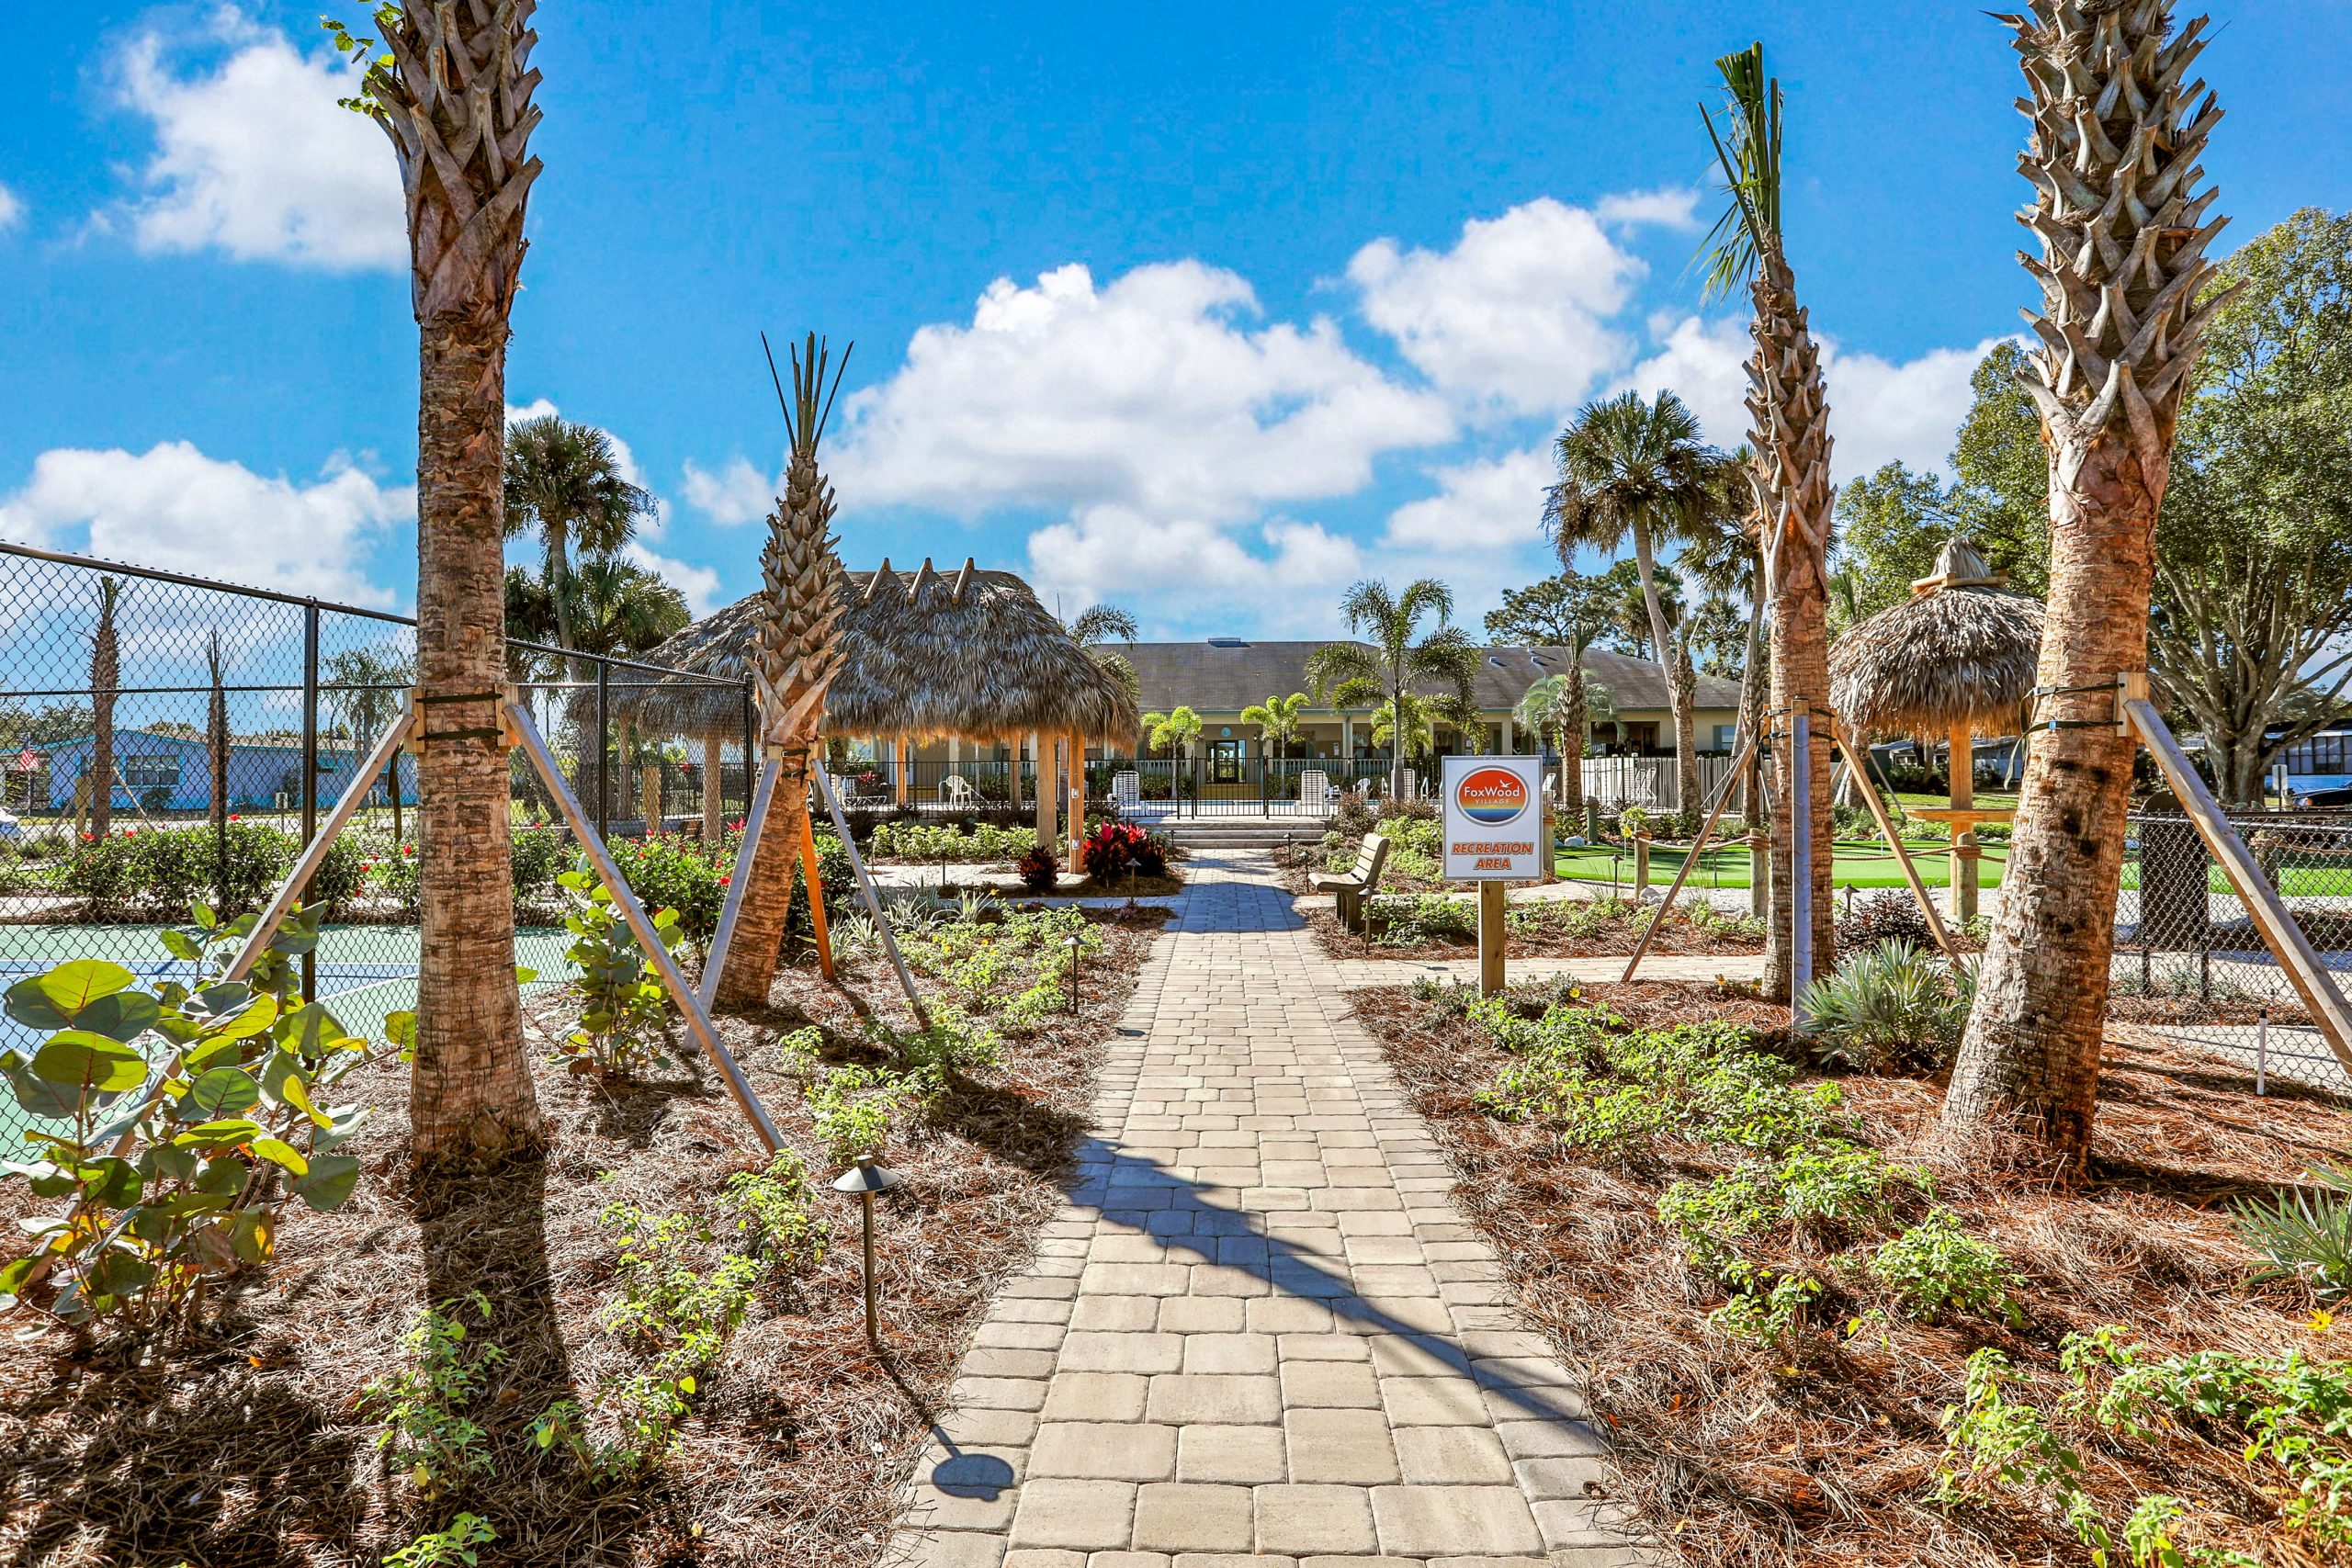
[
  {"xmin": 1621, "ymin": 731, "xmax": 1758, "ymax": 983},
  {"xmin": 2125, "ymin": 693, "xmax": 2352, "ymax": 1072},
  {"xmin": 697, "ymin": 754, "xmax": 781, "ymax": 1010},
  {"xmin": 1067, "ymin": 731, "xmax": 1085, "ymax": 876},
  {"xmin": 1477, "ymin": 879, "xmax": 1508, "ymax": 998},
  {"xmin": 798, "ymin": 800, "xmax": 835, "ymax": 982},
  {"xmin": 811, "ymin": 765, "xmax": 933, "ymax": 1031},
  {"xmin": 509, "ymin": 700, "xmax": 783, "ymax": 1155},
  {"xmin": 225, "ymin": 700, "xmax": 420, "ymax": 985},
  {"xmin": 1831, "ymin": 729, "xmax": 1958, "ymax": 960}
]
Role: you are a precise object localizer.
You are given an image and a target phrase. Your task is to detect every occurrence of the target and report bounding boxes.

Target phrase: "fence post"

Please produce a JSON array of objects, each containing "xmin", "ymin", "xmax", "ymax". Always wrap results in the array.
[
  {"xmin": 594, "ymin": 660, "xmax": 611, "ymax": 841},
  {"xmin": 300, "ymin": 604, "xmax": 320, "ymax": 1003},
  {"xmin": 741, "ymin": 684, "xmax": 756, "ymax": 827}
]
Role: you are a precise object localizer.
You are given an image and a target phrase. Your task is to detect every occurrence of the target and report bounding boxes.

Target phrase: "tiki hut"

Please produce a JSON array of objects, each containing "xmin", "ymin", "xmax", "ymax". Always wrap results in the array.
[
  {"xmin": 605, "ymin": 558, "xmax": 1140, "ymax": 844},
  {"xmin": 1829, "ymin": 537, "xmax": 2045, "ymax": 920}
]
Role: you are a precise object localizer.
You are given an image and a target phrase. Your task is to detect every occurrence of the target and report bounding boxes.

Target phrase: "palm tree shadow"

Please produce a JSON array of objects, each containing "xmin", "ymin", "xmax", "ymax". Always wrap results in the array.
[{"xmin": 411, "ymin": 1153, "xmax": 637, "ymax": 1566}]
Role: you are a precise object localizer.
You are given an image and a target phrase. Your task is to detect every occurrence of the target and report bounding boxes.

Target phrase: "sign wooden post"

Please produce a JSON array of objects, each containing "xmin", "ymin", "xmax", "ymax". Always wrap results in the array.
[{"xmin": 1442, "ymin": 755, "xmax": 1544, "ymax": 998}]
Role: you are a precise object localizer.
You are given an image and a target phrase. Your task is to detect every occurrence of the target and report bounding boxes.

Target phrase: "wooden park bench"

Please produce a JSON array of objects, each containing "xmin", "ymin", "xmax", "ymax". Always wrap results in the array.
[{"xmin": 1311, "ymin": 830, "xmax": 1390, "ymax": 933}]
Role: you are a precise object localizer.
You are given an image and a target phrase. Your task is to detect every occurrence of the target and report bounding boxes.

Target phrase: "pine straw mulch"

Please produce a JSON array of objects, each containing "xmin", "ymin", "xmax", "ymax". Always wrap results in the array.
[
  {"xmin": 0, "ymin": 912, "xmax": 1164, "ymax": 1568},
  {"xmin": 1353, "ymin": 977, "xmax": 2352, "ymax": 1568},
  {"xmin": 1301, "ymin": 896, "xmax": 1765, "ymax": 964}
]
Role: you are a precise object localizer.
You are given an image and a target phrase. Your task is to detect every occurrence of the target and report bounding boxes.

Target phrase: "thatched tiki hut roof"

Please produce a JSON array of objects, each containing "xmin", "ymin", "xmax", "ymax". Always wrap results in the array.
[
  {"xmin": 1830, "ymin": 539, "xmax": 2047, "ymax": 742},
  {"xmin": 605, "ymin": 557, "xmax": 1141, "ymax": 750}
]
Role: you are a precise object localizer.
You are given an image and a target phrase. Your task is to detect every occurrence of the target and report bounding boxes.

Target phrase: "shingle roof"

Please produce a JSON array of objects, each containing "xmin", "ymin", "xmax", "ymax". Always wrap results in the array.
[{"xmin": 1120, "ymin": 641, "xmax": 1743, "ymax": 716}]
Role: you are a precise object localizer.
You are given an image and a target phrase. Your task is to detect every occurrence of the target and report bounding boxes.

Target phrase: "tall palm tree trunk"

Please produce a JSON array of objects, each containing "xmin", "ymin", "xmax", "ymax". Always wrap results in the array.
[
  {"xmin": 714, "ymin": 745, "xmax": 811, "ymax": 1010},
  {"xmin": 1561, "ymin": 665, "xmax": 1589, "ymax": 827},
  {"xmin": 546, "ymin": 518, "xmax": 580, "ymax": 682},
  {"xmin": 1630, "ymin": 522, "xmax": 1698, "ymax": 811},
  {"xmin": 1943, "ymin": 0, "xmax": 2223, "ymax": 1167},
  {"xmin": 363, "ymin": 1, "xmax": 549, "ymax": 1158},
  {"xmin": 412, "ymin": 314, "xmax": 541, "ymax": 1155},
  {"xmin": 1748, "ymin": 253, "xmax": 1837, "ymax": 999}
]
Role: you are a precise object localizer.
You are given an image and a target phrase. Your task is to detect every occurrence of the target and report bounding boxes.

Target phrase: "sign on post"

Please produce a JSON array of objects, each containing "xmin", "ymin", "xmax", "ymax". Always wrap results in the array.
[
  {"xmin": 1442, "ymin": 756, "xmax": 1544, "ymax": 998},
  {"xmin": 1442, "ymin": 756, "xmax": 1545, "ymax": 880}
]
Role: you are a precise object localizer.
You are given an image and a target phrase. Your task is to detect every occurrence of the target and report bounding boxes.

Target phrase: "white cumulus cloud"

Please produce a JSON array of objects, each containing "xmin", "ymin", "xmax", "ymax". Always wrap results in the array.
[
  {"xmin": 107, "ymin": 8, "xmax": 402, "ymax": 269},
  {"xmin": 834, "ymin": 260, "xmax": 1450, "ymax": 524},
  {"xmin": 1384, "ymin": 446, "xmax": 1554, "ymax": 552},
  {"xmin": 1347, "ymin": 197, "xmax": 1646, "ymax": 420},
  {"xmin": 0, "ymin": 183, "xmax": 23, "ymax": 234},
  {"xmin": 681, "ymin": 457, "xmax": 775, "ymax": 527},
  {"xmin": 1623, "ymin": 316, "xmax": 1999, "ymax": 485},
  {"xmin": 1024, "ymin": 509, "xmax": 1366, "ymax": 637},
  {"xmin": 1595, "ymin": 186, "xmax": 1702, "ymax": 230},
  {"xmin": 0, "ymin": 441, "xmax": 406, "ymax": 604}
]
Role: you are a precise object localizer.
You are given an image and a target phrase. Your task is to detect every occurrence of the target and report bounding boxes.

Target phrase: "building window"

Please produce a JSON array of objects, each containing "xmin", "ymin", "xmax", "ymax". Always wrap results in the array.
[
  {"xmin": 122, "ymin": 755, "xmax": 182, "ymax": 791},
  {"xmin": 1713, "ymin": 725, "xmax": 1736, "ymax": 750}
]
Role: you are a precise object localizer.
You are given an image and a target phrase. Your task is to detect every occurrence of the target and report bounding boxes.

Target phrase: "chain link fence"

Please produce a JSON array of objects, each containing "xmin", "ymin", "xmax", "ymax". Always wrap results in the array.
[
  {"xmin": 2115, "ymin": 807, "xmax": 2352, "ymax": 1095},
  {"xmin": 0, "ymin": 542, "xmax": 754, "ymax": 1145}
]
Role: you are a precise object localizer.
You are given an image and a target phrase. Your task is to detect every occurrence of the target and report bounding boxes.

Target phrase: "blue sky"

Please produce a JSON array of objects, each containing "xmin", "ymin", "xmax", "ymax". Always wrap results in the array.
[{"xmin": 2, "ymin": 1, "xmax": 2346, "ymax": 639}]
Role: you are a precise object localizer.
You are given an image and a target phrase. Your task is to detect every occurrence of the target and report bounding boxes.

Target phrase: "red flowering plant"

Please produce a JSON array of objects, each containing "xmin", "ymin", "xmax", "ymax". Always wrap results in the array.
[{"xmin": 1080, "ymin": 823, "xmax": 1169, "ymax": 882}]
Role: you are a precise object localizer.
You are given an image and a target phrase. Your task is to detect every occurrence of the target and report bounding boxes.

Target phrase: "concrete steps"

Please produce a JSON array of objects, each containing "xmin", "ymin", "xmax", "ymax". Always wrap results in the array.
[{"xmin": 1153, "ymin": 818, "xmax": 1323, "ymax": 852}]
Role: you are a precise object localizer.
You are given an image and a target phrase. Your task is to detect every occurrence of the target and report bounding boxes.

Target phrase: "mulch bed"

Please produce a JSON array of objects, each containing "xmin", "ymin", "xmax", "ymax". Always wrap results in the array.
[
  {"xmin": 0, "ymin": 913, "xmax": 1162, "ymax": 1568},
  {"xmin": 1355, "ymin": 977, "xmax": 2351, "ymax": 1567},
  {"xmin": 1300, "ymin": 899, "xmax": 1766, "ymax": 964}
]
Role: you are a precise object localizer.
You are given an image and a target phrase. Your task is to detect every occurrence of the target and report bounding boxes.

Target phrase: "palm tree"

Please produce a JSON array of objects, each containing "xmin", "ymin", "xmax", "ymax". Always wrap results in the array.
[
  {"xmin": 1305, "ymin": 580, "xmax": 1482, "ymax": 799},
  {"xmin": 1516, "ymin": 671, "xmax": 1618, "ymax": 826},
  {"xmin": 1544, "ymin": 389, "xmax": 1722, "ymax": 814},
  {"xmin": 1941, "ymin": 2, "xmax": 2225, "ymax": 1168},
  {"xmin": 1700, "ymin": 40, "xmax": 1837, "ymax": 1001},
  {"xmin": 503, "ymin": 415, "xmax": 653, "ymax": 678},
  {"xmin": 1240, "ymin": 693, "xmax": 1308, "ymax": 761},
  {"xmin": 1142, "ymin": 706, "xmax": 1203, "ymax": 768},
  {"xmin": 335, "ymin": 3, "xmax": 548, "ymax": 1156},
  {"xmin": 1679, "ymin": 444, "xmax": 1767, "ymax": 773},
  {"xmin": 1064, "ymin": 604, "xmax": 1141, "ymax": 706},
  {"xmin": 714, "ymin": 334, "xmax": 851, "ymax": 1011},
  {"xmin": 324, "ymin": 647, "xmax": 415, "ymax": 840},
  {"xmin": 87, "ymin": 576, "xmax": 119, "ymax": 837}
]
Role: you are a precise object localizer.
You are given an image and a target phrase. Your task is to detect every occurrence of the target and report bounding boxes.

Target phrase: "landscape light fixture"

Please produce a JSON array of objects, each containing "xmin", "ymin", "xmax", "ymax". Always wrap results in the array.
[
  {"xmin": 831, "ymin": 1154, "xmax": 905, "ymax": 1347},
  {"xmin": 1064, "ymin": 932, "xmax": 1082, "ymax": 1011}
]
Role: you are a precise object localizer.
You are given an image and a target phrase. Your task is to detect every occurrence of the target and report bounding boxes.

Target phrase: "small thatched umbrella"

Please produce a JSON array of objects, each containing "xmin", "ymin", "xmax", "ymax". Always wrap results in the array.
[
  {"xmin": 1830, "ymin": 538, "xmax": 2046, "ymax": 922},
  {"xmin": 605, "ymin": 558, "xmax": 1140, "ymax": 844}
]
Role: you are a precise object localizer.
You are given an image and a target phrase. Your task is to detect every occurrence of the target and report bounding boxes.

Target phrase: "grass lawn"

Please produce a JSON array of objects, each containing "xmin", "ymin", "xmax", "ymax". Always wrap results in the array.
[{"xmin": 1557, "ymin": 839, "xmax": 2009, "ymax": 890}]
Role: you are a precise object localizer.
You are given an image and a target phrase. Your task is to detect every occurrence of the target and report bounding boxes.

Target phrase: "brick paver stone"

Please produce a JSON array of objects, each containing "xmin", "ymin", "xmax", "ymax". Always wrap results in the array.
[{"xmin": 882, "ymin": 851, "xmax": 1655, "ymax": 1568}]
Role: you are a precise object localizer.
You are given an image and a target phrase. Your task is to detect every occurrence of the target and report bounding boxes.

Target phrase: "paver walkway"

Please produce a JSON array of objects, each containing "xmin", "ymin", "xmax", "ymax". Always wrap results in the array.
[{"xmin": 885, "ymin": 850, "xmax": 1658, "ymax": 1568}]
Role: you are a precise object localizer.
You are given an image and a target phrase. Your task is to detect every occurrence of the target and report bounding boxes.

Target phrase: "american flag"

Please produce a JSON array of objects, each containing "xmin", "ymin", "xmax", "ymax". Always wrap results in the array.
[{"xmin": 13, "ymin": 750, "xmax": 34, "ymax": 773}]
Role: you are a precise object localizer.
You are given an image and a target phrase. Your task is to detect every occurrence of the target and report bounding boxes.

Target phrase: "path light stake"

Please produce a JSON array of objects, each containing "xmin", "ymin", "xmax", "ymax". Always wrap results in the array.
[
  {"xmin": 1064, "ymin": 933, "xmax": 1082, "ymax": 1012},
  {"xmin": 2256, "ymin": 1008, "xmax": 2269, "ymax": 1097},
  {"xmin": 832, "ymin": 1155, "xmax": 905, "ymax": 1348}
]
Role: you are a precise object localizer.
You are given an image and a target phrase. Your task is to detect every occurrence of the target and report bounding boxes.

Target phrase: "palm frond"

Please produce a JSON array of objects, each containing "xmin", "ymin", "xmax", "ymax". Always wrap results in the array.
[
  {"xmin": 1696, "ymin": 40, "xmax": 1784, "ymax": 301},
  {"xmin": 1306, "ymin": 641, "xmax": 1384, "ymax": 704},
  {"xmin": 1069, "ymin": 604, "xmax": 1139, "ymax": 646}
]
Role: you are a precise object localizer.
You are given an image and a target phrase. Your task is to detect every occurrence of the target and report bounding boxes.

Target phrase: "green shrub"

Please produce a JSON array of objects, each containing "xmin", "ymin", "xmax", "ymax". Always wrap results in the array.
[
  {"xmin": 868, "ymin": 820, "xmax": 1035, "ymax": 863},
  {"xmin": 605, "ymin": 832, "xmax": 724, "ymax": 941},
  {"xmin": 360, "ymin": 1293, "xmax": 503, "ymax": 1497},
  {"xmin": 1868, "ymin": 1207, "xmax": 2021, "ymax": 1325},
  {"xmin": 0, "ymin": 906, "xmax": 379, "ymax": 1337},
  {"xmin": 555, "ymin": 863, "xmax": 678, "ymax": 1079},
  {"xmin": 382, "ymin": 1515, "xmax": 496, "ymax": 1568},
  {"xmin": 63, "ymin": 821, "xmax": 297, "ymax": 919},
  {"xmin": 720, "ymin": 1150, "xmax": 831, "ymax": 1276},
  {"xmin": 2232, "ymin": 1164, "xmax": 2352, "ymax": 1303},
  {"xmin": 510, "ymin": 824, "xmax": 571, "ymax": 907},
  {"xmin": 1798, "ymin": 940, "xmax": 1973, "ymax": 1071},
  {"xmin": 1368, "ymin": 893, "xmax": 1477, "ymax": 947},
  {"xmin": 1706, "ymin": 1262, "xmax": 1822, "ymax": 1348},
  {"xmin": 806, "ymin": 1062, "xmax": 943, "ymax": 1164}
]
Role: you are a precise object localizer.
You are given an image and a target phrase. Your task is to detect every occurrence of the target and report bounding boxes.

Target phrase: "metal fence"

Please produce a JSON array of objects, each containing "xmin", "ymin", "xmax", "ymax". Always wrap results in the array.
[
  {"xmin": 2113, "ymin": 808, "xmax": 2352, "ymax": 1095},
  {"xmin": 0, "ymin": 541, "xmax": 755, "ymax": 1144}
]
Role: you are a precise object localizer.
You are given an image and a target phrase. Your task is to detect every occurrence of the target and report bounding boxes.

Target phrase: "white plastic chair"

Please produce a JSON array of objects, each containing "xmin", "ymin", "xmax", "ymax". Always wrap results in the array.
[
  {"xmin": 1298, "ymin": 770, "xmax": 1329, "ymax": 815},
  {"xmin": 942, "ymin": 773, "xmax": 977, "ymax": 807},
  {"xmin": 1113, "ymin": 770, "xmax": 1141, "ymax": 814}
]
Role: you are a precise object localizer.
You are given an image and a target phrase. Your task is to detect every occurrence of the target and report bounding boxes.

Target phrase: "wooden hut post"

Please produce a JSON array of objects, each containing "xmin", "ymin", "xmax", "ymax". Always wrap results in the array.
[
  {"xmin": 1067, "ymin": 730, "xmax": 1085, "ymax": 874},
  {"xmin": 640, "ymin": 747, "xmax": 662, "ymax": 835},
  {"xmin": 1009, "ymin": 735, "xmax": 1025, "ymax": 809},
  {"xmin": 1033, "ymin": 733, "xmax": 1056, "ymax": 856},
  {"xmin": 895, "ymin": 737, "xmax": 912, "ymax": 807},
  {"xmin": 1950, "ymin": 722, "xmax": 1979, "ymax": 925},
  {"xmin": 702, "ymin": 732, "xmax": 725, "ymax": 844}
]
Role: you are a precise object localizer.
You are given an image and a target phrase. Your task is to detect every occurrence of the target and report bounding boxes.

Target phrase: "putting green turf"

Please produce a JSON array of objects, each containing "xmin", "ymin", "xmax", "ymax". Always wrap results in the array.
[{"xmin": 1555, "ymin": 840, "xmax": 2008, "ymax": 891}]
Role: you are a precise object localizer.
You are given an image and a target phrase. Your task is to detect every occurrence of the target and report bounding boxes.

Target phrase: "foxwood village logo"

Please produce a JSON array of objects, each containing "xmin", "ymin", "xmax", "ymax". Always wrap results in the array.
[{"xmin": 1454, "ymin": 766, "xmax": 1529, "ymax": 827}]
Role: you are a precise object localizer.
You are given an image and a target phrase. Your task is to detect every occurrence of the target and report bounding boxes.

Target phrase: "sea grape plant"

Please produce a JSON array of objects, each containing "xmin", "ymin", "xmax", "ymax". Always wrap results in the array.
[
  {"xmin": 0, "ymin": 903, "xmax": 384, "ymax": 1336},
  {"xmin": 556, "ymin": 862, "xmax": 679, "ymax": 1078}
]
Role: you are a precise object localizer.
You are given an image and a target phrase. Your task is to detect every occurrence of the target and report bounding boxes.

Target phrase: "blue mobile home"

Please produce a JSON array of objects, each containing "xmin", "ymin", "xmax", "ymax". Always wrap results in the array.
[{"xmin": 40, "ymin": 728, "xmax": 419, "ymax": 812}]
